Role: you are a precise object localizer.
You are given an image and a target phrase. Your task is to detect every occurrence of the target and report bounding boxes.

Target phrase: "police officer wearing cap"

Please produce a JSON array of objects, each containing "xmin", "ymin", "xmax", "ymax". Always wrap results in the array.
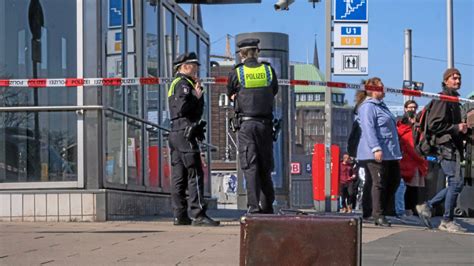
[
  {"xmin": 168, "ymin": 52, "xmax": 219, "ymax": 226},
  {"xmin": 227, "ymin": 38, "xmax": 279, "ymax": 214}
]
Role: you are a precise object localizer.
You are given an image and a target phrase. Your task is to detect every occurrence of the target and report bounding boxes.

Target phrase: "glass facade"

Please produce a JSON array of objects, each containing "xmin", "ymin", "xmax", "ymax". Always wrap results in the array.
[
  {"xmin": 176, "ymin": 19, "xmax": 186, "ymax": 56},
  {"xmin": 0, "ymin": 0, "xmax": 210, "ymax": 195},
  {"xmin": 0, "ymin": 0, "xmax": 78, "ymax": 184},
  {"xmin": 101, "ymin": 1, "xmax": 210, "ymax": 194}
]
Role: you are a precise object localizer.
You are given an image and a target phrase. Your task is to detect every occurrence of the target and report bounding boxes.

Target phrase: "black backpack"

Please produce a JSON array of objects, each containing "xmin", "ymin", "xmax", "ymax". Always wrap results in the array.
[
  {"xmin": 413, "ymin": 100, "xmax": 437, "ymax": 157},
  {"xmin": 347, "ymin": 117, "xmax": 361, "ymax": 158}
]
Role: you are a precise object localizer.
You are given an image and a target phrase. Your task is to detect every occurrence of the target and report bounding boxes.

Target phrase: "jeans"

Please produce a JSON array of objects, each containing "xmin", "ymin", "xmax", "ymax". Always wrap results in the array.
[
  {"xmin": 427, "ymin": 159, "xmax": 464, "ymax": 221},
  {"xmin": 395, "ymin": 179, "xmax": 406, "ymax": 216}
]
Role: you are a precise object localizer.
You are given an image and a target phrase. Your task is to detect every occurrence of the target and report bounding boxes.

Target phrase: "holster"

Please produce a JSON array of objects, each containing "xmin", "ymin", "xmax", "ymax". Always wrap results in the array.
[
  {"xmin": 184, "ymin": 120, "xmax": 207, "ymax": 142},
  {"xmin": 272, "ymin": 118, "xmax": 282, "ymax": 142},
  {"xmin": 230, "ymin": 114, "xmax": 241, "ymax": 133}
]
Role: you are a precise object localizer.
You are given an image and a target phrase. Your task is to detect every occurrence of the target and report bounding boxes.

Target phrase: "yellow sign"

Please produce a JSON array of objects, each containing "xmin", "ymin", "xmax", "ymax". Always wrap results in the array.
[{"xmin": 341, "ymin": 37, "xmax": 362, "ymax": 46}]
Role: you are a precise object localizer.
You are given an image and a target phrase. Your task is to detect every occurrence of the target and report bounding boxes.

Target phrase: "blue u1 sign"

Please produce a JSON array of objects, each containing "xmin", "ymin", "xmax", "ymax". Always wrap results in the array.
[
  {"xmin": 109, "ymin": 0, "xmax": 134, "ymax": 28},
  {"xmin": 341, "ymin": 26, "xmax": 361, "ymax": 35},
  {"xmin": 334, "ymin": 0, "xmax": 368, "ymax": 22}
]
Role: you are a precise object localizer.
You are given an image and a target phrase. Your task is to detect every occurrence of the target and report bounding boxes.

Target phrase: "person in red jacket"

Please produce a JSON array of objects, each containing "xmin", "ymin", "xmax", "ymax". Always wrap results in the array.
[
  {"xmin": 339, "ymin": 153, "xmax": 357, "ymax": 213},
  {"xmin": 397, "ymin": 108, "xmax": 428, "ymax": 216}
]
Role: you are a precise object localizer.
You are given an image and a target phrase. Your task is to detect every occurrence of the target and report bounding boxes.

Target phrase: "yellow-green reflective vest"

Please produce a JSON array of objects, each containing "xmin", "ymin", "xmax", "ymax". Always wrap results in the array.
[
  {"xmin": 168, "ymin": 76, "xmax": 194, "ymax": 97},
  {"xmin": 236, "ymin": 64, "xmax": 273, "ymax": 89}
]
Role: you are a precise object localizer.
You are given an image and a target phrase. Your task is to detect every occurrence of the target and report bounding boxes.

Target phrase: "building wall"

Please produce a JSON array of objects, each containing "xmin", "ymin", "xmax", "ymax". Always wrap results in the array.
[
  {"xmin": 294, "ymin": 106, "xmax": 353, "ymax": 156},
  {"xmin": 209, "ymin": 64, "xmax": 237, "ymax": 162}
]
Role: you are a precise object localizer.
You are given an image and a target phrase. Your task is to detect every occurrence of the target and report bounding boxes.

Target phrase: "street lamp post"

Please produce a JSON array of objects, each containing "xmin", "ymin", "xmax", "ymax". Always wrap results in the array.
[{"xmin": 219, "ymin": 93, "xmax": 230, "ymax": 162}]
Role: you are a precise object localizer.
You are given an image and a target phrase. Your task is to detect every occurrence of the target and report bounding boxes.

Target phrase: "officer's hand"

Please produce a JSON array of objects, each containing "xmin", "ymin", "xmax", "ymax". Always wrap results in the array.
[
  {"xmin": 374, "ymin": 150, "xmax": 383, "ymax": 163},
  {"xmin": 458, "ymin": 123, "xmax": 468, "ymax": 134},
  {"xmin": 193, "ymin": 82, "xmax": 203, "ymax": 99},
  {"xmin": 230, "ymin": 94, "xmax": 236, "ymax": 101}
]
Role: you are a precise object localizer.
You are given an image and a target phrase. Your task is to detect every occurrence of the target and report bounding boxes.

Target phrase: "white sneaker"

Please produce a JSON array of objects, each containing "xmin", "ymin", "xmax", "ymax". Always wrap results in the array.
[{"xmin": 438, "ymin": 220, "xmax": 467, "ymax": 233}]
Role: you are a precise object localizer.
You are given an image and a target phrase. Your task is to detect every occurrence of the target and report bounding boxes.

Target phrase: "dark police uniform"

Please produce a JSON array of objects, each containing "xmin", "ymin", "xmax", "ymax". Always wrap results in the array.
[
  {"xmin": 226, "ymin": 39, "xmax": 279, "ymax": 214},
  {"xmin": 168, "ymin": 52, "xmax": 219, "ymax": 226}
]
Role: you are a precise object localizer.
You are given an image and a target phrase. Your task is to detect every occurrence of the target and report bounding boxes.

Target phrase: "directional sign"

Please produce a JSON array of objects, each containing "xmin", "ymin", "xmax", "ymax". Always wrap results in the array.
[
  {"xmin": 333, "ymin": 49, "xmax": 368, "ymax": 76},
  {"xmin": 305, "ymin": 163, "xmax": 312, "ymax": 173},
  {"xmin": 334, "ymin": 0, "xmax": 368, "ymax": 22},
  {"xmin": 334, "ymin": 24, "xmax": 368, "ymax": 48},
  {"xmin": 291, "ymin": 162, "xmax": 301, "ymax": 175},
  {"xmin": 109, "ymin": 0, "xmax": 134, "ymax": 28}
]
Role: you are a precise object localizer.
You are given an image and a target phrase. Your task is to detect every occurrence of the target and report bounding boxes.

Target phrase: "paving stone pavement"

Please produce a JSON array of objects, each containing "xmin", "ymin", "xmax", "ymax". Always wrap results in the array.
[{"xmin": 0, "ymin": 210, "xmax": 473, "ymax": 265}]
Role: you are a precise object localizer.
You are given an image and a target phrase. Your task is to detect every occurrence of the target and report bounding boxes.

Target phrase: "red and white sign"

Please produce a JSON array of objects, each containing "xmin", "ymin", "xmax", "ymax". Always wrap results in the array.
[{"xmin": 291, "ymin": 162, "xmax": 301, "ymax": 175}]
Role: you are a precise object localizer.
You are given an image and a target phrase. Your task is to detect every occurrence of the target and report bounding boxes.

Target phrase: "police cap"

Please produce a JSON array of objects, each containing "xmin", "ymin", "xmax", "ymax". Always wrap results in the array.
[
  {"xmin": 236, "ymin": 38, "xmax": 260, "ymax": 52},
  {"xmin": 173, "ymin": 52, "xmax": 201, "ymax": 68}
]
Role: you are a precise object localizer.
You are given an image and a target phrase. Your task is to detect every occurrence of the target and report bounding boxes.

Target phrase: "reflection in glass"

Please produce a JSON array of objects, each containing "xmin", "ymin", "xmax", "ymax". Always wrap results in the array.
[
  {"xmin": 145, "ymin": 2, "xmax": 159, "ymax": 188},
  {"xmin": 163, "ymin": 8, "xmax": 174, "ymax": 79},
  {"xmin": 105, "ymin": 112, "xmax": 125, "ymax": 184},
  {"xmin": 176, "ymin": 19, "xmax": 186, "ymax": 56},
  {"xmin": 199, "ymin": 39, "xmax": 210, "ymax": 194},
  {"xmin": 0, "ymin": 0, "xmax": 78, "ymax": 183},
  {"xmin": 0, "ymin": 113, "xmax": 77, "ymax": 183},
  {"xmin": 127, "ymin": 123, "xmax": 142, "ymax": 186},
  {"xmin": 188, "ymin": 30, "xmax": 198, "ymax": 54}
]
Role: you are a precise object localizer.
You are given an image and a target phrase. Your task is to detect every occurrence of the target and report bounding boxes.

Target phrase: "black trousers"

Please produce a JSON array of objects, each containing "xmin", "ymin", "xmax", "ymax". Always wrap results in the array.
[
  {"xmin": 364, "ymin": 160, "xmax": 401, "ymax": 219},
  {"xmin": 405, "ymin": 184, "xmax": 420, "ymax": 213},
  {"xmin": 340, "ymin": 181, "xmax": 356, "ymax": 208},
  {"xmin": 169, "ymin": 131, "xmax": 206, "ymax": 219},
  {"xmin": 238, "ymin": 120, "xmax": 275, "ymax": 214}
]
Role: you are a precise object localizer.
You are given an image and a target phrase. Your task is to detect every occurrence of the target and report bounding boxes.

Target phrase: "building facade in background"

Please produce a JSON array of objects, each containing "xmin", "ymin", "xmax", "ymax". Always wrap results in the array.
[{"xmin": 291, "ymin": 64, "xmax": 353, "ymax": 155}]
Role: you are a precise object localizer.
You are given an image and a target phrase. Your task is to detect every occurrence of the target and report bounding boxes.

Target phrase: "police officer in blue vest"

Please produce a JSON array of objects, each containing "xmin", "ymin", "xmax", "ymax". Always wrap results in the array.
[
  {"xmin": 168, "ymin": 52, "xmax": 219, "ymax": 226},
  {"xmin": 227, "ymin": 38, "xmax": 279, "ymax": 214}
]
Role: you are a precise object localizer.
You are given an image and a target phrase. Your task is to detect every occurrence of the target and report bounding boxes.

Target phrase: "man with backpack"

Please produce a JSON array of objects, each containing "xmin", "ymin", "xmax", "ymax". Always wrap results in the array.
[{"xmin": 416, "ymin": 68, "xmax": 469, "ymax": 233}]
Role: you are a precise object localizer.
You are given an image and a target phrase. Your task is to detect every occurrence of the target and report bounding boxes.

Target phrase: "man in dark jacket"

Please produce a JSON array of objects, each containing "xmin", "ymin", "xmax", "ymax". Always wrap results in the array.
[
  {"xmin": 168, "ymin": 52, "xmax": 219, "ymax": 226},
  {"xmin": 416, "ymin": 68, "xmax": 468, "ymax": 233},
  {"xmin": 227, "ymin": 38, "xmax": 279, "ymax": 214}
]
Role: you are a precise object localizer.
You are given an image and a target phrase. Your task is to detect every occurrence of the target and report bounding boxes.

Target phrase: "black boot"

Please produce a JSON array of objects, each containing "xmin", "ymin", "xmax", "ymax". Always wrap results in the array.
[
  {"xmin": 374, "ymin": 216, "xmax": 391, "ymax": 227},
  {"xmin": 173, "ymin": 216, "xmax": 192, "ymax": 226},
  {"xmin": 192, "ymin": 214, "xmax": 220, "ymax": 227}
]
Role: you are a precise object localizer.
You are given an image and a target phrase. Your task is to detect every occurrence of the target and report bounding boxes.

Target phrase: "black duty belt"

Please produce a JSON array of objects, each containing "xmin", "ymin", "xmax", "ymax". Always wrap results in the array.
[{"xmin": 241, "ymin": 116, "xmax": 272, "ymax": 124}]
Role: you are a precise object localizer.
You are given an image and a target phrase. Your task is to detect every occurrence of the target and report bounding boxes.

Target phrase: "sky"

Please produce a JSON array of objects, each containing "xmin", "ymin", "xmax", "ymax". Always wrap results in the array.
[{"xmin": 184, "ymin": 0, "xmax": 474, "ymax": 106}]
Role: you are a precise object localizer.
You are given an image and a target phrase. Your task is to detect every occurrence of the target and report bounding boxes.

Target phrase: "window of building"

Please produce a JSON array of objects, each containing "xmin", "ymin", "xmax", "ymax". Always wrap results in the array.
[
  {"xmin": 188, "ymin": 30, "xmax": 198, "ymax": 54},
  {"xmin": 307, "ymin": 94, "xmax": 314, "ymax": 102},
  {"xmin": 0, "ymin": 0, "xmax": 78, "ymax": 184},
  {"xmin": 163, "ymin": 8, "xmax": 174, "ymax": 77},
  {"xmin": 318, "ymin": 125, "xmax": 324, "ymax": 135},
  {"xmin": 314, "ymin": 93, "xmax": 321, "ymax": 101},
  {"xmin": 145, "ymin": 1, "xmax": 159, "ymax": 188},
  {"xmin": 300, "ymin": 94, "xmax": 307, "ymax": 102},
  {"xmin": 342, "ymin": 126, "xmax": 348, "ymax": 136},
  {"xmin": 176, "ymin": 18, "xmax": 186, "ymax": 56}
]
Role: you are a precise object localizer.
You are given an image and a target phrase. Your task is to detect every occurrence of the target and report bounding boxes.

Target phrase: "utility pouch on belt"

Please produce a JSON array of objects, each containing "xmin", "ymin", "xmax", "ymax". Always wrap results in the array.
[
  {"xmin": 272, "ymin": 118, "xmax": 282, "ymax": 142},
  {"xmin": 230, "ymin": 114, "xmax": 241, "ymax": 133},
  {"xmin": 184, "ymin": 120, "xmax": 207, "ymax": 142}
]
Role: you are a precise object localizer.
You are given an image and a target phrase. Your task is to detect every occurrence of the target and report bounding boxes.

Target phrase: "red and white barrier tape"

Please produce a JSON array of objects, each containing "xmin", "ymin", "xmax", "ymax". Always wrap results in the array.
[{"xmin": 0, "ymin": 77, "xmax": 472, "ymax": 104}]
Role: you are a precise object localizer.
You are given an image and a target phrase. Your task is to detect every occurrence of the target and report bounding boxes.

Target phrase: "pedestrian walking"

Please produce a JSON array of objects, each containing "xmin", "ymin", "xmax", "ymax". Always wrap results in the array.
[
  {"xmin": 416, "ymin": 68, "xmax": 469, "ymax": 233},
  {"xmin": 339, "ymin": 153, "xmax": 357, "ymax": 213},
  {"xmin": 396, "ymin": 101, "xmax": 428, "ymax": 217}
]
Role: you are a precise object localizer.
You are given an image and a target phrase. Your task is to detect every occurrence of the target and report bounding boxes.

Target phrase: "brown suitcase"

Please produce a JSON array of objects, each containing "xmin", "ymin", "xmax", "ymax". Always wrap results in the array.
[{"xmin": 240, "ymin": 214, "xmax": 361, "ymax": 266}]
